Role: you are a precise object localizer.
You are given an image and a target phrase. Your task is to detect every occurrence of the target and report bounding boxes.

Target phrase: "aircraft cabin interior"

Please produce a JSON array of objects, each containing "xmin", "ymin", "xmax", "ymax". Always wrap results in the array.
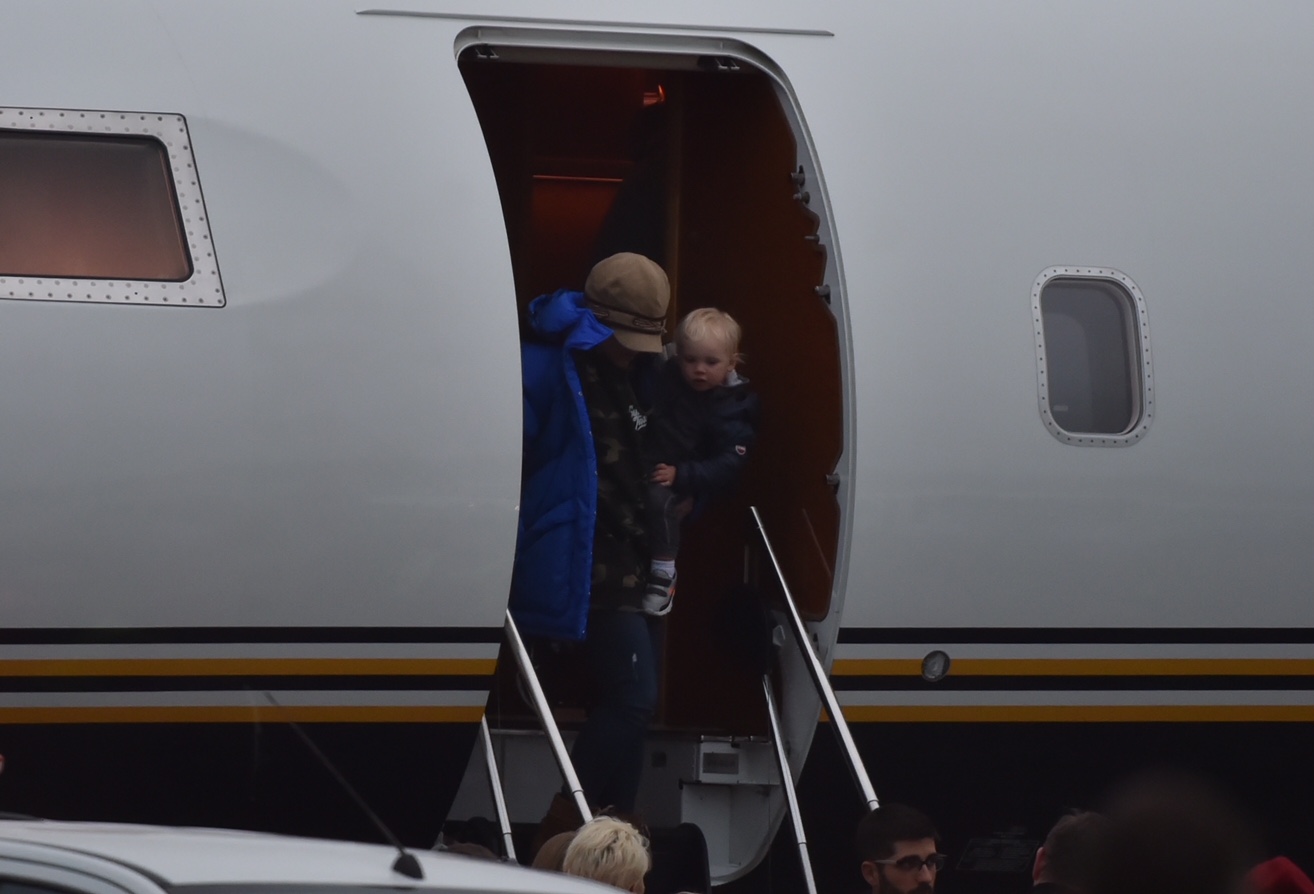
[{"xmin": 459, "ymin": 48, "xmax": 844, "ymax": 736}]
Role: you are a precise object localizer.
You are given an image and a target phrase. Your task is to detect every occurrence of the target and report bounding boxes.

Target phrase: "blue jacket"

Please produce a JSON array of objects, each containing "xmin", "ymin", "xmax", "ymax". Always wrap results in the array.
[{"xmin": 509, "ymin": 290, "xmax": 617, "ymax": 641}]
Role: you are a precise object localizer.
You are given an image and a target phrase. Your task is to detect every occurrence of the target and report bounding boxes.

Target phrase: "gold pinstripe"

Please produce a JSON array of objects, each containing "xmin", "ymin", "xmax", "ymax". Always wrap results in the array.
[
  {"xmin": 0, "ymin": 658, "xmax": 497, "ymax": 676},
  {"xmin": 0, "ymin": 658, "xmax": 496, "ymax": 723},
  {"xmin": 830, "ymin": 658, "xmax": 1314, "ymax": 676},
  {"xmin": 0, "ymin": 705, "xmax": 486, "ymax": 724}
]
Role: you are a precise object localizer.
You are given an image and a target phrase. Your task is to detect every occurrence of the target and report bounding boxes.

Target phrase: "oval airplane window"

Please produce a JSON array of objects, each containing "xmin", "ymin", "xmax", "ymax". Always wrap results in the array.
[{"xmin": 1033, "ymin": 267, "xmax": 1153, "ymax": 446}]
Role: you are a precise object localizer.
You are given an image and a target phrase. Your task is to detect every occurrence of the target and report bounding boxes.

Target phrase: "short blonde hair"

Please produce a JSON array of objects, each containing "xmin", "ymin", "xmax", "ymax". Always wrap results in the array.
[
  {"xmin": 676, "ymin": 307, "xmax": 741, "ymax": 357},
  {"xmin": 561, "ymin": 817, "xmax": 651, "ymax": 894}
]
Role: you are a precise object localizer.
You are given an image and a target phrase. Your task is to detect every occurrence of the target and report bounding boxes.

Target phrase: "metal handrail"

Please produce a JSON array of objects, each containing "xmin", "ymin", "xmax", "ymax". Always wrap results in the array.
[
  {"xmin": 749, "ymin": 506, "xmax": 880, "ymax": 811},
  {"xmin": 503, "ymin": 610, "xmax": 594, "ymax": 823},
  {"xmin": 763, "ymin": 677, "xmax": 818, "ymax": 894},
  {"xmin": 479, "ymin": 717, "xmax": 517, "ymax": 862}
]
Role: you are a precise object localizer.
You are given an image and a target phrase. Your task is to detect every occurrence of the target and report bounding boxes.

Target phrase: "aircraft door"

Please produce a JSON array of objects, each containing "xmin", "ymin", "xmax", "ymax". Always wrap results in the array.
[{"xmin": 458, "ymin": 44, "xmax": 843, "ymax": 737}]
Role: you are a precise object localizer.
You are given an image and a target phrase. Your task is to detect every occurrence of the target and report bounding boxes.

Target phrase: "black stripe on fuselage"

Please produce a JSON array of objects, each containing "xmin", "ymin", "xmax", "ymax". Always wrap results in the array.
[
  {"xmin": 837, "ymin": 627, "xmax": 1314, "ymax": 644},
  {"xmin": 0, "ymin": 674, "xmax": 494, "ymax": 693},
  {"xmin": 0, "ymin": 627, "xmax": 504, "ymax": 645},
  {"xmin": 830, "ymin": 675, "xmax": 1314, "ymax": 691}
]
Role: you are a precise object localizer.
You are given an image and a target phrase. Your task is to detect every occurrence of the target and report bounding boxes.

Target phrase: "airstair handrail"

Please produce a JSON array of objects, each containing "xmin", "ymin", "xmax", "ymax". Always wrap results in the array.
[
  {"xmin": 748, "ymin": 506, "xmax": 880, "ymax": 811},
  {"xmin": 503, "ymin": 610, "xmax": 594, "ymax": 824},
  {"xmin": 763, "ymin": 677, "xmax": 818, "ymax": 894},
  {"xmin": 479, "ymin": 717, "xmax": 517, "ymax": 862}
]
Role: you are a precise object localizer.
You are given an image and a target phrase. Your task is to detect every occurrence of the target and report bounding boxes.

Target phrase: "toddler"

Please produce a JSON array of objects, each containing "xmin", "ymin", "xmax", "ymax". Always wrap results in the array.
[{"xmin": 642, "ymin": 307, "xmax": 759, "ymax": 615}]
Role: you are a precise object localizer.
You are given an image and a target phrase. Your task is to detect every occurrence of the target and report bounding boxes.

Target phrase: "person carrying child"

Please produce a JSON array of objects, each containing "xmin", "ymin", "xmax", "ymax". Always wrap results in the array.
[
  {"xmin": 641, "ymin": 307, "xmax": 759, "ymax": 616},
  {"xmin": 514, "ymin": 252, "xmax": 669, "ymax": 827}
]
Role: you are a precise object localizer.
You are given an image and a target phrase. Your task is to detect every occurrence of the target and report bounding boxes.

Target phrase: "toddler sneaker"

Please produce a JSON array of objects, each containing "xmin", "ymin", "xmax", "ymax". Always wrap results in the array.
[{"xmin": 642, "ymin": 570, "xmax": 676, "ymax": 616}]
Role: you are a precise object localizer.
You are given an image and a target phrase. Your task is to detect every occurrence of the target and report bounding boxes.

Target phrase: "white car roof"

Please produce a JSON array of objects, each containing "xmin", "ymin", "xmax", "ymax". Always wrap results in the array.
[{"xmin": 0, "ymin": 821, "xmax": 608, "ymax": 894}]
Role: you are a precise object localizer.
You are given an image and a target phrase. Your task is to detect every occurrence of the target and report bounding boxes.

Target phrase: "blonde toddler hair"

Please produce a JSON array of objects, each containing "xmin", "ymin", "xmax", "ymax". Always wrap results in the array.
[
  {"xmin": 675, "ymin": 307, "xmax": 741, "ymax": 358},
  {"xmin": 561, "ymin": 816, "xmax": 652, "ymax": 894}
]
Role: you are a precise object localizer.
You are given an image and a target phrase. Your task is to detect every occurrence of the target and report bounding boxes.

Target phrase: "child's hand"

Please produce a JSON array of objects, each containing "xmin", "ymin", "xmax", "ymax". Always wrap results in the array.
[{"xmin": 651, "ymin": 464, "xmax": 677, "ymax": 486}]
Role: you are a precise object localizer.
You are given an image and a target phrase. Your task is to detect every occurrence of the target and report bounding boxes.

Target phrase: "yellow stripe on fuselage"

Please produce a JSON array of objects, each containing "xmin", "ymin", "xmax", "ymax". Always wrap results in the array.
[
  {"xmin": 0, "ymin": 658, "xmax": 497, "ymax": 677},
  {"xmin": 830, "ymin": 658, "xmax": 1314, "ymax": 676},
  {"xmin": 0, "ymin": 705, "xmax": 486, "ymax": 724}
]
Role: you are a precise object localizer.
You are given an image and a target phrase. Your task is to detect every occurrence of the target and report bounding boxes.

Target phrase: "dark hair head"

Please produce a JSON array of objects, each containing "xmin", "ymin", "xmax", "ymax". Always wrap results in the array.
[
  {"xmin": 1094, "ymin": 771, "xmax": 1258, "ymax": 894},
  {"xmin": 444, "ymin": 841, "xmax": 499, "ymax": 861},
  {"xmin": 1040, "ymin": 811, "xmax": 1112, "ymax": 890},
  {"xmin": 855, "ymin": 804, "xmax": 940, "ymax": 862}
]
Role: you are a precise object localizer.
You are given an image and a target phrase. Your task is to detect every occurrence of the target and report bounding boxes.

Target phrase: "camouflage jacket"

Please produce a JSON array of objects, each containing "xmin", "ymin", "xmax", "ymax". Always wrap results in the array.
[{"xmin": 576, "ymin": 349, "xmax": 652, "ymax": 613}]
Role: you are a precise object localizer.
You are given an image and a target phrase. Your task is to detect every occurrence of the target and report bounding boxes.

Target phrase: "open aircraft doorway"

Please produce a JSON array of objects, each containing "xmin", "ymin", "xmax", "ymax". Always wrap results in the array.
[{"xmin": 456, "ymin": 33, "xmax": 850, "ymax": 879}]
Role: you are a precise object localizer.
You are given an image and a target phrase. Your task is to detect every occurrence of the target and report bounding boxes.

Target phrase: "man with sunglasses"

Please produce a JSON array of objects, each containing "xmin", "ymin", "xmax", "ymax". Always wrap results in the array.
[{"xmin": 856, "ymin": 804, "xmax": 948, "ymax": 894}]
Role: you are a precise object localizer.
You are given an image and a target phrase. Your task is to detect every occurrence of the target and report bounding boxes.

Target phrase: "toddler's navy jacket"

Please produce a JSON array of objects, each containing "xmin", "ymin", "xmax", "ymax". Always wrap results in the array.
[{"xmin": 646, "ymin": 358, "xmax": 760, "ymax": 498}]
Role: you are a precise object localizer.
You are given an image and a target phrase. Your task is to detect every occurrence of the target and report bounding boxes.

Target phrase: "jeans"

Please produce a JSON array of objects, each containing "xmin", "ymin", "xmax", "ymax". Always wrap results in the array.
[
  {"xmin": 646, "ymin": 482, "xmax": 683, "ymax": 561},
  {"xmin": 569, "ymin": 609, "xmax": 660, "ymax": 813}
]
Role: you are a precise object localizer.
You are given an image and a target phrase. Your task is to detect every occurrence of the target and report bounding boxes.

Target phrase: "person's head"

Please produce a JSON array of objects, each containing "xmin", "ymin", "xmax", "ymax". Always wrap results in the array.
[
  {"xmin": 1094, "ymin": 772, "xmax": 1257, "ymax": 894},
  {"xmin": 532, "ymin": 830, "xmax": 576, "ymax": 872},
  {"xmin": 1032, "ymin": 811, "xmax": 1111, "ymax": 893},
  {"xmin": 675, "ymin": 307, "xmax": 741, "ymax": 392},
  {"xmin": 1248, "ymin": 856, "xmax": 1314, "ymax": 894},
  {"xmin": 561, "ymin": 816, "xmax": 652, "ymax": 894},
  {"xmin": 443, "ymin": 841, "xmax": 499, "ymax": 861},
  {"xmin": 855, "ymin": 804, "xmax": 944, "ymax": 894},
  {"xmin": 585, "ymin": 253, "xmax": 670, "ymax": 357}
]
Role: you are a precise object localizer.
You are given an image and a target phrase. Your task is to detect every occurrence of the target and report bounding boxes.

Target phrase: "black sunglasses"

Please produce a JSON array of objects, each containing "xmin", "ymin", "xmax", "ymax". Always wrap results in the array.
[{"xmin": 873, "ymin": 854, "xmax": 949, "ymax": 872}]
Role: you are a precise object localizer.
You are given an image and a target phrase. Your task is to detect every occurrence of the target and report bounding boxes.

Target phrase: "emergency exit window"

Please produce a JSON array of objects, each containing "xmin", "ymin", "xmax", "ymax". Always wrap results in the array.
[
  {"xmin": 0, "ymin": 131, "xmax": 190, "ymax": 280},
  {"xmin": 1032, "ymin": 268, "xmax": 1153, "ymax": 446}
]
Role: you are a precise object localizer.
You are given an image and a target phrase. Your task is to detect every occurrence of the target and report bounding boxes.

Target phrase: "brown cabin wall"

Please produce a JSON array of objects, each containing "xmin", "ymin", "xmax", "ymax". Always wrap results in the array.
[{"xmin": 662, "ymin": 71, "xmax": 840, "ymax": 731}]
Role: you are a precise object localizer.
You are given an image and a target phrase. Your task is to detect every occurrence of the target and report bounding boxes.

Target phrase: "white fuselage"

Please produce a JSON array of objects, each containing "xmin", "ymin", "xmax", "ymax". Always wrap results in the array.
[{"xmin": 3, "ymin": 0, "xmax": 1312, "ymax": 875}]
